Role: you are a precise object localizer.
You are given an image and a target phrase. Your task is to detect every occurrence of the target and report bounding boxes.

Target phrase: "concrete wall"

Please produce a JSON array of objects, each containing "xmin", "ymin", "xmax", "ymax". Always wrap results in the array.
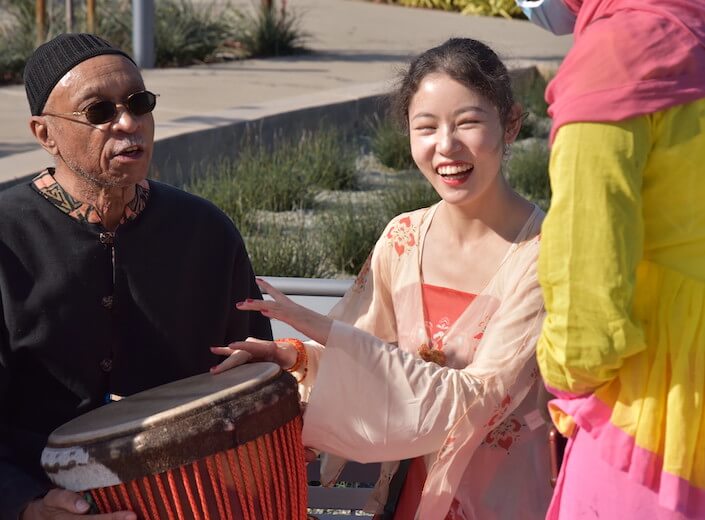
[{"xmin": 0, "ymin": 66, "xmax": 539, "ymax": 191}]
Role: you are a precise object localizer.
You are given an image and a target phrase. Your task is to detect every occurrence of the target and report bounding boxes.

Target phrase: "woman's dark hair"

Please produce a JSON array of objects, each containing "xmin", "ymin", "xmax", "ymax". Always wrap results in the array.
[{"xmin": 390, "ymin": 38, "xmax": 516, "ymax": 131}]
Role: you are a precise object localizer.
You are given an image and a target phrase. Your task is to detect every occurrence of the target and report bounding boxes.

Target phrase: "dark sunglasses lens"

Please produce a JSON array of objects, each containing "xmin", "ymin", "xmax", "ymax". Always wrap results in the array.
[
  {"xmin": 126, "ymin": 91, "xmax": 157, "ymax": 116},
  {"xmin": 85, "ymin": 101, "xmax": 117, "ymax": 124}
]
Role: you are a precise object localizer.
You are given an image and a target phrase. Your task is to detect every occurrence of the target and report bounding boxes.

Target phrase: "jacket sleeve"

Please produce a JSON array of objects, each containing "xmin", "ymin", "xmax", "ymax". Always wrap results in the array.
[
  {"xmin": 225, "ymin": 227, "xmax": 273, "ymax": 343},
  {"xmin": 0, "ymin": 322, "xmax": 50, "ymax": 520},
  {"xmin": 537, "ymin": 118, "xmax": 650, "ymax": 395}
]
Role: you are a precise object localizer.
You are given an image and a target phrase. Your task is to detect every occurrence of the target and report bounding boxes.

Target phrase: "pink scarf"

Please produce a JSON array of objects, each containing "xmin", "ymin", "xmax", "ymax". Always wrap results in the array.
[{"xmin": 547, "ymin": 0, "xmax": 705, "ymax": 143}]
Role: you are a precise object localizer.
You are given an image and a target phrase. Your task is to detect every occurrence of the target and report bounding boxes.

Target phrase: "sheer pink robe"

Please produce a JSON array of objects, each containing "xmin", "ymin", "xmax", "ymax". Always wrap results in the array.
[{"xmin": 294, "ymin": 203, "xmax": 552, "ymax": 520}]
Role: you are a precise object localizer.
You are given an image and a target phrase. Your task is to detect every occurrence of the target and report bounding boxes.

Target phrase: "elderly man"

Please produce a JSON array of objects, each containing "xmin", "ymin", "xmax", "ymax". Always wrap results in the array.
[{"xmin": 0, "ymin": 34, "xmax": 272, "ymax": 519}]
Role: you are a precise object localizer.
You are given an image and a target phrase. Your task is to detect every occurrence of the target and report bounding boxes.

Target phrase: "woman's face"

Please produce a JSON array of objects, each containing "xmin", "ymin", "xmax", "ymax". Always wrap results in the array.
[{"xmin": 408, "ymin": 73, "xmax": 518, "ymax": 208}]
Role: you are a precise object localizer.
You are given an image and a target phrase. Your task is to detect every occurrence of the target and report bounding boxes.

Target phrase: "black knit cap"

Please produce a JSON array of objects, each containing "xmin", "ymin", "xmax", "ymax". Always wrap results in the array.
[{"xmin": 23, "ymin": 33, "xmax": 136, "ymax": 116}]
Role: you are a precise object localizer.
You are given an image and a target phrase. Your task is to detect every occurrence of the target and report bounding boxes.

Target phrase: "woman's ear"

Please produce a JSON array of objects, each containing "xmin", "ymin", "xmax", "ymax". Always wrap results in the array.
[
  {"xmin": 504, "ymin": 103, "xmax": 524, "ymax": 144},
  {"xmin": 29, "ymin": 116, "xmax": 59, "ymax": 156}
]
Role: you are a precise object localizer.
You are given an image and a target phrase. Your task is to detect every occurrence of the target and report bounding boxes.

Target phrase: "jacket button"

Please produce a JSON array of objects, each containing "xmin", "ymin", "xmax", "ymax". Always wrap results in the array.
[
  {"xmin": 99, "ymin": 358, "xmax": 113, "ymax": 372},
  {"xmin": 99, "ymin": 232, "xmax": 115, "ymax": 245},
  {"xmin": 101, "ymin": 296, "xmax": 114, "ymax": 309}
]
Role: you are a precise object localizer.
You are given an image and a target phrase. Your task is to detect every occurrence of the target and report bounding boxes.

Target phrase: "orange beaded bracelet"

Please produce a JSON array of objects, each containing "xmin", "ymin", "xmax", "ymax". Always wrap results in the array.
[{"xmin": 277, "ymin": 338, "xmax": 308, "ymax": 383}]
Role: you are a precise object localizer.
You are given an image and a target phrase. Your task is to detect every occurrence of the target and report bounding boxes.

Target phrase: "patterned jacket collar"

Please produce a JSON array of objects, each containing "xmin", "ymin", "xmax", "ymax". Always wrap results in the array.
[{"xmin": 32, "ymin": 168, "xmax": 150, "ymax": 226}]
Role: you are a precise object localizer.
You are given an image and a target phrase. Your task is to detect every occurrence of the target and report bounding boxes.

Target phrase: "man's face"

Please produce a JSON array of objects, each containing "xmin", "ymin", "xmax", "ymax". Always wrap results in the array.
[{"xmin": 43, "ymin": 54, "xmax": 155, "ymax": 188}]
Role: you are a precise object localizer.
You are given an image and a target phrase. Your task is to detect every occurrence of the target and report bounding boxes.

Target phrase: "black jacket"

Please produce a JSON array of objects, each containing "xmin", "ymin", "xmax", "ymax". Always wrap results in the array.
[{"xmin": 0, "ymin": 179, "xmax": 272, "ymax": 518}]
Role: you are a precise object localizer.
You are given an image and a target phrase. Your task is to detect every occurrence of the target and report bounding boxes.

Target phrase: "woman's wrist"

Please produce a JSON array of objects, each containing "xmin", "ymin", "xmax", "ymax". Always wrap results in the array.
[{"xmin": 276, "ymin": 338, "xmax": 308, "ymax": 383}]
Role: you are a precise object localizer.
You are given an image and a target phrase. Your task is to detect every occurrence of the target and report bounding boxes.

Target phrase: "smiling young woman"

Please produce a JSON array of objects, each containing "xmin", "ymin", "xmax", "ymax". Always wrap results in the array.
[{"xmin": 214, "ymin": 38, "xmax": 552, "ymax": 520}]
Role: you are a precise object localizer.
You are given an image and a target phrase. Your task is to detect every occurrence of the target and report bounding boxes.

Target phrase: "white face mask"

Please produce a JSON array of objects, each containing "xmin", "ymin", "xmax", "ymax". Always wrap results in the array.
[{"xmin": 516, "ymin": 0, "xmax": 577, "ymax": 35}]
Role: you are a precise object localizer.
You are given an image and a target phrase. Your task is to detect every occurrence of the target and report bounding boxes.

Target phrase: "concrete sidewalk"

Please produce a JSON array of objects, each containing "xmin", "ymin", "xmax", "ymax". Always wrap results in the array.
[{"xmin": 0, "ymin": 0, "xmax": 572, "ymax": 185}]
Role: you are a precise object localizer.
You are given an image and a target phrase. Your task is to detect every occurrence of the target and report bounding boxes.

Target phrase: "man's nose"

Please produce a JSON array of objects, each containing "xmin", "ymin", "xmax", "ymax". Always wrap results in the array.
[{"xmin": 112, "ymin": 104, "xmax": 141, "ymax": 132}]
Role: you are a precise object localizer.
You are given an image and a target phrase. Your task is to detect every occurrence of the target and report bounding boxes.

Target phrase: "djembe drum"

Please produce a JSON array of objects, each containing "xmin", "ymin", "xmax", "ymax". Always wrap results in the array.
[{"xmin": 40, "ymin": 362, "xmax": 307, "ymax": 519}]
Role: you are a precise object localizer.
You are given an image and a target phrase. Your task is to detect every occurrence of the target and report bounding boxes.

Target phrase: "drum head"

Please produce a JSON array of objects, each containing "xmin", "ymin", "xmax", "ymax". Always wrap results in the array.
[
  {"xmin": 41, "ymin": 362, "xmax": 300, "ymax": 490},
  {"xmin": 49, "ymin": 362, "xmax": 280, "ymax": 445}
]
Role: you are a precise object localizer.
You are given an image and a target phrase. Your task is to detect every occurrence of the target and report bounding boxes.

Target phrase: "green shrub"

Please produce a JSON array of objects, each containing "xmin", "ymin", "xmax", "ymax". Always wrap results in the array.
[
  {"xmin": 187, "ymin": 142, "xmax": 316, "ymax": 222},
  {"xmin": 154, "ymin": 0, "xmax": 237, "ymax": 66},
  {"xmin": 457, "ymin": 0, "xmax": 521, "ymax": 18},
  {"xmin": 296, "ymin": 128, "xmax": 358, "ymax": 191},
  {"xmin": 246, "ymin": 219, "xmax": 332, "ymax": 278},
  {"xmin": 506, "ymin": 139, "xmax": 551, "ymax": 210},
  {"xmin": 368, "ymin": 115, "xmax": 415, "ymax": 171},
  {"xmin": 234, "ymin": 0, "xmax": 308, "ymax": 58},
  {"xmin": 394, "ymin": 0, "xmax": 522, "ymax": 18},
  {"xmin": 380, "ymin": 172, "xmax": 441, "ymax": 221},
  {"xmin": 0, "ymin": 0, "xmax": 52, "ymax": 84},
  {"xmin": 324, "ymin": 200, "xmax": 386, "ymax": 275}
]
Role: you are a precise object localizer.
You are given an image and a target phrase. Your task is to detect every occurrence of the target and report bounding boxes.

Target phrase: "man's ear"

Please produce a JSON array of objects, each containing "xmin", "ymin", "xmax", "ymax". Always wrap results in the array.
[
  {"xmin": 29, "ymin": 116, "xmax": 59, "ymax": 156},
  {"xmin": 504, "ymin": 103, "xmax": 524, "ymax": 144}
]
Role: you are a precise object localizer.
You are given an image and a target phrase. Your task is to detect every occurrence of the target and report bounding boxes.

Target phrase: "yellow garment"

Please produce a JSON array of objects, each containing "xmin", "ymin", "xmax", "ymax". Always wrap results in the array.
[{"xmin": 538, "ymin": 99, "xmax": 705, "ymax": 488}]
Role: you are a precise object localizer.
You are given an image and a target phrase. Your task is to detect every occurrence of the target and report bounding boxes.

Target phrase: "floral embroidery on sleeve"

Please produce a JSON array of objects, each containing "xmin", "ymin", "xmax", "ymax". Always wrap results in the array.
[
  {"xmin": 483, "ymin": 414, "xmax": 523, "ymax": 452},
  {"xmin": 484, "ymin": 394, "xmax": 511, "ymax": 428},
  {"xmin": 473, "ymin": 313, "xmax": 491, "ymax": 340},
  {"xmin": 386, "ymin": 216, "xmax": 417, "ymax": 256}
]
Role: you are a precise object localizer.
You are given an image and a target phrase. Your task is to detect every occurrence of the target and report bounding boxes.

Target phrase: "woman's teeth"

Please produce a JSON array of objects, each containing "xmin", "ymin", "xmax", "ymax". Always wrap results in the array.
[{"xmin": 437, "ymin": 164, "xmax": 472, "ymax": 176}]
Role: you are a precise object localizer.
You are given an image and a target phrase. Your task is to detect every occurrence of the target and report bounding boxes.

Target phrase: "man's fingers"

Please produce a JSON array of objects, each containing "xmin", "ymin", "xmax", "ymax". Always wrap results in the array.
[
  {"xmin": 93, "ymin": 512, "xmax": 137, "ymax": 520},
  {"xmin": 41, "ymin": 489, "xmax": 89, "ymax": 513}
]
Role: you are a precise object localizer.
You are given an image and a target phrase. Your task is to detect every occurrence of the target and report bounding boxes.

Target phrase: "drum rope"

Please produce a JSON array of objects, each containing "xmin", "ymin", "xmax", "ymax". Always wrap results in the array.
[
  {"xmin": 154, "ymin": 471, "xmax": 177, "ymax": 520},
  {"xmin": 107, "ymin": 484, "xmax": 122, "ymax": 510},
  {"xmin": 254, "ymin": 436, "xmax": 275, "ymax": 519},
  {"xmin": 121, "ymin": 482, "xmax": 148, "ymax": 519},
  {"xmin": 192, "ymin": 460, "xmax": 213, "ymax": 520},
  {"xmin": 264, "ymin": 431, "xmax": 286, "ymax": 516},
  {"xmin": 141, "ymin": 475, "xmax": 162, "ymax": 520},
  {"xmin": 167, "ymin": 468, "xmax": 187, "ymax": 519},
  {"xmin": 294, "ymin": 417, "xmax": 308, "ymax": 519},
  {"xmin": 229, "ymin": 447, "xmax": 256, "ymax": 520},
  {"xmin": 277, "ymin": 423, "xmax": 299, "ymax": 516},
  {"xmin": 179, "ymin": 465, "xmax": 202, "ymax": 520},
  {"xmin": 92, "ymin": 488, "xmax": 109, "ymax": 513},
  {"xmin": 246, "ymin": 440, "xmax": 271, "ymax": 519},
  {"xmin": 206, "ymin": 455, "xmax": 229, "ymax": 519},
  {"xmin": 287, "ymin": 418, "xmax": 307, "ymax": 519},
  {"xmin": 215, "ymin": 452, "xmax": 236, "ymax": 519}
]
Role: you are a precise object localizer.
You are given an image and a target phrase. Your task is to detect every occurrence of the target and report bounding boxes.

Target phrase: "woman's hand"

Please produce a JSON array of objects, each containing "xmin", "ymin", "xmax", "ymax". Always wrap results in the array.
[
  {"xmin": 210, "ymin": 338, "xmax": 297, "ymax": 374},
  {"xmin": 235, "ymin": 278, "xmax": 334, "ymax": 346}
]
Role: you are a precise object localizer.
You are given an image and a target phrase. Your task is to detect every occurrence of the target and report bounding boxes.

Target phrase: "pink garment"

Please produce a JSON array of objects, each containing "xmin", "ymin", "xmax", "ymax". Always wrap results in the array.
[
  {"xmin": 392, "ymin": 284, "xmax": 477, "ymax": 520},
  {"xmin": 548, "ymin": 423, "xmax": 692, "ymax": 519},
  {"xmin": 547, "ymin": 0, "xmax": 705, "ymax": 143}
]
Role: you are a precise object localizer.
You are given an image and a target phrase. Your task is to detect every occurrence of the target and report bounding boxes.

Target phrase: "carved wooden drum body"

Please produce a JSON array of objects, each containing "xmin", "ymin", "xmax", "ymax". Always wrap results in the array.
[{"xmin": 41, "ymin": 363, "xmax": 307, "ymax": 519}]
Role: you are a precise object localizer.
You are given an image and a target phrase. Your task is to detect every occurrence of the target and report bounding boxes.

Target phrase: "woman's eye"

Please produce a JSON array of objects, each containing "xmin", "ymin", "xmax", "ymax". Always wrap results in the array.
[{"xmin": 458, "ymin": 120, "xmax": 481, "ymax": 127}]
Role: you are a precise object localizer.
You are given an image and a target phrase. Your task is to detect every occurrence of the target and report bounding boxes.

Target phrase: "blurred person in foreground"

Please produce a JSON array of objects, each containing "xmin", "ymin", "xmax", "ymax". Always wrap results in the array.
[
  {"xmin": 0, "ymin": 33, "xmax": 271, "ymax": 520},
  {"xmin": 517, "ymin": 0, "xmax": 705, "ymax": 518}
]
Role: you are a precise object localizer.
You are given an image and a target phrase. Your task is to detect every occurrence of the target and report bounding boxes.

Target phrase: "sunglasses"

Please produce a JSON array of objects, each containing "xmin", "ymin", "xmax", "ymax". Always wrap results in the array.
[{"xmin": 45, "ymin": 90, "xmax": 159, "ymax": 125}]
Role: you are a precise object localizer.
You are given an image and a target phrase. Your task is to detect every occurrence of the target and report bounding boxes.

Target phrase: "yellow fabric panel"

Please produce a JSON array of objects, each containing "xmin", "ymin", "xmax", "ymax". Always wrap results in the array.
[
  {"xmin": 538, "ymin": 98, "xmax": 705, "ymax": 486},
  {"xmin": 537, "ymin": 119, "xmax": 649, "ymax": 395}
]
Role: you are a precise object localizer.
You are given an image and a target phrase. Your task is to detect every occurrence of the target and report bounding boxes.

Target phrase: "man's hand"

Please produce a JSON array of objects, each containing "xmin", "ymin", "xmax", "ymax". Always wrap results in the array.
[{"xmin": 21, "ymin": 489, "xmax": 136, "ymax": 520}]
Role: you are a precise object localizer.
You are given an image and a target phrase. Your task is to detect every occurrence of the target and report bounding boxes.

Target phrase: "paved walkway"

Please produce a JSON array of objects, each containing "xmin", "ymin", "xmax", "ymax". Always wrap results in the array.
[{"xmin": 0, "ymin": 0, "xmax": 572, "ymax": 183}]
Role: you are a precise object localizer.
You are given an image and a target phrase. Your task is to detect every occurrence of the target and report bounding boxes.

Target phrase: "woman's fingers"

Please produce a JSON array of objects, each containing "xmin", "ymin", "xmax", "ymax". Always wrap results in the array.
[
  {"xmin": 255, "ymin": 277, "xmax": 289, "ymax": 302},
  {"xmin": 210, "ymin": 349, "xmax": 252, "ymax": 374},
  {"xmin": 210, "ymin": 346, "xmax": 234, "ymax": 356}
]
